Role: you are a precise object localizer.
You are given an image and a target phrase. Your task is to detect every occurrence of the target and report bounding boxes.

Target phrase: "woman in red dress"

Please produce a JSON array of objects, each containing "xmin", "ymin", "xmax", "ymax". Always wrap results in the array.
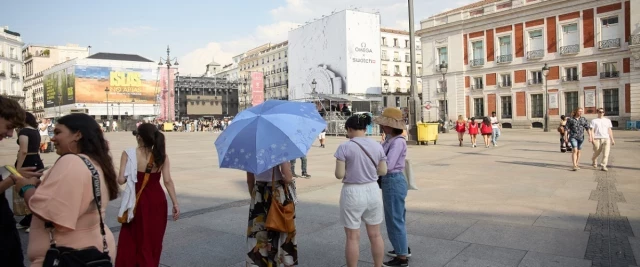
[
  {"xmin": 115, "ymin": 123, "xmax": 180, "ymax": 267},
  {"xmin": 480, "ymin": 117, "xmax": 493, "ymax": 148},
  {"xmin": 467, "ymin": 117, "xmax": 479, "ymax": 148},
  {"xmin": 455, "ymin": 115, "xmax": 467, "ymax": 147}
]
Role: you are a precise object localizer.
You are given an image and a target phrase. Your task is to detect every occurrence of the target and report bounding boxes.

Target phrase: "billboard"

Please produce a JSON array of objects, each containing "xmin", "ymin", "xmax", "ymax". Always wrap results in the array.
[
  {"xmin": 288, "ymin": 10, "xmax": 381, "ymax": 100},
  {"xmin": 158, "ymin": 67, "xmax": 176, "ymax": 121},
  {"xmin": 251, "ymin": 72, "xmax": 264, "ymax": 106},
  {"xmin": 44, "ymin": 67, "xmax": 76, "ymax": 108},
  {"xmin": 73, "ymin": 66, "xmax": 158, "ymax": 104}
]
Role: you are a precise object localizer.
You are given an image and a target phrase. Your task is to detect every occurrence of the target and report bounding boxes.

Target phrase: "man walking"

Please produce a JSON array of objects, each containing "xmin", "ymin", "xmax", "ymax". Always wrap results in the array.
[
  {"xmin": 590, "ymin": 108, "xmax": 615, "ymax": 171},
  {"xmin": 290, "ymin": 156, "xmax": 311, "ymax": 178},
  {"xmin": 490, "ymin": 112, "xmax": 501, "ymax": 146},
  {"xmin": 564, "ymin": 108, "xmax": 592, "ymax": 171}
]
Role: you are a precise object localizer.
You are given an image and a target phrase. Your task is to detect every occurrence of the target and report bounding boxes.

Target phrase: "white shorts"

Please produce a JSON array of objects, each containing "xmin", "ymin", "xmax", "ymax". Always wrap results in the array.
[
  {"xmin": 340, "ymin": 182, "xmax": 383, "ymax": 229},
  {"xmin": 318, "ymin": 132, "xmax": 326, "ymax": 139}
]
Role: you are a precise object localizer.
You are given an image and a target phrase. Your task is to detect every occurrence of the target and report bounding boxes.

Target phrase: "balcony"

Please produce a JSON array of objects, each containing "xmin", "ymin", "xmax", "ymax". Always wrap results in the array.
[
  {"xmin": 382, "ymin": 71, "xmax": 389, "ymax": 76},
  {"xmin": 284, "ymin": 67, "xmax": 288, "ymax": 72},
  {"xmin": 416, "ymin": 60, "xmax": 422, "ymax": 64},
  {"xmin": 528, "ymin": 79, "xmax": 543, "ymax": 85},
  {"xmin": 470, "ymin": 84, "xmax": 483, "ymax": 90},
  {"xmin": 10, "ymin": 73, "xmax": 19, "ymax": 79},
  {"xmin": 393, "ymin": 58, "xmax": 401, "ymax": 62},
  {"xmin": 382, "ymin": 57, "xmax": 390, "ymax": 61},
  {"xmin": 499, "ymin": 81, "xmax": 512, "ymax": 88},
  {"xmin": 600, "ymin": 71, "xmax": 620, "ymax": 79},
  {"xmin": 562, "ymin": 76, "xmax": 579, "ymax": 82},
  {"xmin": 470, "ymin": 58, "xmax": 484, "ymax": 67},
  {"xmin": 631, "ymin": 35, "xmax": 640, "ymax": 46},
  {"xmin": 436, "ymin": 87, "xmax": 446, "ymax": 93},
  {"xmin": 598, "ymin": 38, "xmax": 621, "ymax": 49},
  {"xmin": 394, "ymin": 72, "xmax": 402, "ymax": 77},
  {"xmin": 405, "ymin": 59, "xmax": 411, "ymax": 63},
  {"xmin": 560, "ymin": 44, "xmax": 580, "ymax": 55},
  {"xmin": 277, "ymin": 68, "xmax": 281, "ymax": 73},
  {"xmin": 0, "ymin": 71, "xmax": 5, "ymax": 77},
  {"xmin": 527, "ymin": 50, "xmax": 544, "ymax": 59},
  {"xmin": 497, "ymin": 54, "xmax": 512, "ymax": 63}
]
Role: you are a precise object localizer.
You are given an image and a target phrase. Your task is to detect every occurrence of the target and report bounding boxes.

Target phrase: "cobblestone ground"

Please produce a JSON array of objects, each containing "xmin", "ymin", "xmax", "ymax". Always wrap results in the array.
[{"xmin": 2, "ymin": 129, "xmax": 639, "ymax": 267}]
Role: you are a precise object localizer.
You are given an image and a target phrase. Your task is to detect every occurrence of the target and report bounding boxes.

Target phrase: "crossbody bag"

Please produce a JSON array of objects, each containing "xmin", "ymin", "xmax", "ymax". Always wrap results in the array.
[
  {"xmin": 350, "ymin": 140, "xmax": 381, "ymax": 187},
  {"xmin": 43, "ymin": 155, "xmax": 112, "ymax": 267}
]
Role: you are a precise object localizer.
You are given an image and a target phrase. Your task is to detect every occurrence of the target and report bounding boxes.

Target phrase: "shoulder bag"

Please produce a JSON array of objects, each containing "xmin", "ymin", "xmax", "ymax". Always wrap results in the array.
[
  {"xmin": 382, "ymin": 136, "xmax": 419, "ymax": 190},
  {"xmin": 43, "ymin": 156, "xmax": 112, "ymax": 267},
  {"xmin": 117, "ymin": 154, "xmax": 155, "ymax": 223},
  {"xmin": 265, "ymin": 168, "xmax": 296, "ymax": 233}
]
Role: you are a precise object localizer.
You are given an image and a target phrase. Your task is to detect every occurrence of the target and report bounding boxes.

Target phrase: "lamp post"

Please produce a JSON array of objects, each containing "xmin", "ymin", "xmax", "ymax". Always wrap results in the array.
[
  {"xmin": 242, "ymin": 78, "xmax": 248, "ymax": 110},
  {"xmin": 439, "ymin": 61, "xmax": 449, "ymax": 133},
  {"xmin": 104, "ymin": 87, "xmax": 110, "ymax": 120},
  {"xmin": 158, "ymin": 45, "xmax": 179, "ymax": 122},
  {"xmin": 117, "ymin": 103, "xmax": 121, "ymax": 123},
  {"xmin": 407, "ymin": 0, "xmax": 420, "ymax": 142},
  {"xmin": 542, "ymin": 63, "xmax": 550, "ymax": 132},
  {"xmin": 175, "ymin": 71, "xmax": 180, "ymax": 119}
]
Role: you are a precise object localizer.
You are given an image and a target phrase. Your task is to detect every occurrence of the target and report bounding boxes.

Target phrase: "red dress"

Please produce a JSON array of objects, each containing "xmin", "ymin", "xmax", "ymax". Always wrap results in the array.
[
  {"xmin": 480, "ymin": 123, "xmax": 493, "ymax": 135},
  {"xmin": 455, "ymin": 122, "xmax": 466, "ymax": 133},
  {"xmin": 116, "ymin": 172, "xmax": 168, "ymax": 267},
  {"xmin": 468, "ymin": 122, "xmax": 479, "ymax": 135}
]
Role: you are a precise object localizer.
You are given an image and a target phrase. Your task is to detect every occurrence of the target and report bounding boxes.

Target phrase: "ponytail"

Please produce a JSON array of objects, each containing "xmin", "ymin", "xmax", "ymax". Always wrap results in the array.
[{"xmin": 152, "ymin": 130, "xmax": 166, "ymax": 167}]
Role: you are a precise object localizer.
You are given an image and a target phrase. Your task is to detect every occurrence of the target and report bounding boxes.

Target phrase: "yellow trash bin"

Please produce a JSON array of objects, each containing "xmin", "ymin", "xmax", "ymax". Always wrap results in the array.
[
  {"xmin": 417, "ymin": 123, "xmax": 439, "ymax": 145},
  {"xmin": 163, "ymin": 122, "xmax": 174, "ymax": 132}
]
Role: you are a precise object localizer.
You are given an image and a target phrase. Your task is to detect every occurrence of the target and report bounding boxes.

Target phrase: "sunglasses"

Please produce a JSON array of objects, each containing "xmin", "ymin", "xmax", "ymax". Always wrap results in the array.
[{"xmin": 597, "ymin": 110, "xmax": 604, "ymax": 114}]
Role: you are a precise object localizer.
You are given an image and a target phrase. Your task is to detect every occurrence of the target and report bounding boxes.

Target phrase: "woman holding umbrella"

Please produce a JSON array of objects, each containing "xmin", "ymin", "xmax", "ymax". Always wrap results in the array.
[{"xmin": 374, "ymin": 108, "xmax": 410, "ymax": 267}]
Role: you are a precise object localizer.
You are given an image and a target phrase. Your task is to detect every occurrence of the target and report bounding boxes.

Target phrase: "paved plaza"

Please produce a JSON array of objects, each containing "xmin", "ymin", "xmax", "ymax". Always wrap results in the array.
[{"xmin": 2, "ymin": 129, "xmax": 640, "ymax": 267}]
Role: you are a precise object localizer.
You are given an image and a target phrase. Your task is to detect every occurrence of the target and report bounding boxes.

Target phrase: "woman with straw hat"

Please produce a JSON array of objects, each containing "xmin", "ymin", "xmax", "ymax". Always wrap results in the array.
[{"xmin": 374, "ymin": 108, "xmax": 410, "ymax": 267}]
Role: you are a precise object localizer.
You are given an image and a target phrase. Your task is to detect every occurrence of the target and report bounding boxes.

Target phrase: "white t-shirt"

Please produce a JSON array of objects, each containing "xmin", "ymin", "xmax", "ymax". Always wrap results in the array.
[
  {"xmin": 490, "ymin": 117, "xmax": 499, "ymax": 129},
  {"xmin": 38, "ymin": 123, "xmax": 48, "ymax": 136},
  {"xmin": 590, "ymin": 117, "xmax": 612, "ymax": 139}
]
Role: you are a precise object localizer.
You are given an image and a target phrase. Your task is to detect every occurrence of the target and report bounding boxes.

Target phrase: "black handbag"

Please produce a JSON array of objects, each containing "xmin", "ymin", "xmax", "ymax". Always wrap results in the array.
[{"xmin": 43, "ymin": 156, "xmax": 112, "ymax": 267}]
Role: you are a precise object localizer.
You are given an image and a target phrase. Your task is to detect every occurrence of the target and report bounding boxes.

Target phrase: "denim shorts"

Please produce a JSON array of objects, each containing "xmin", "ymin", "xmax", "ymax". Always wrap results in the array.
[{"xmin": 569, "ymin": 138, "xmax": 584, "ymax": 150}]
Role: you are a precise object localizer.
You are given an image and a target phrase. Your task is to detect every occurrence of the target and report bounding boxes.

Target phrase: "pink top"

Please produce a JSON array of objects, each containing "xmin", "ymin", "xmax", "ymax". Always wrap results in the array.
[{"xmin": 27, "ymin": 155, "xmax": 116, "ymax": 267}]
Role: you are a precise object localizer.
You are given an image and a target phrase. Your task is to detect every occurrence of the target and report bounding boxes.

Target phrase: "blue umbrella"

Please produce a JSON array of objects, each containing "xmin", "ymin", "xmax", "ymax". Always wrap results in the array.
[{"xmin": 215, "ymin": 100, "xmax": 327, "ymax": 174}]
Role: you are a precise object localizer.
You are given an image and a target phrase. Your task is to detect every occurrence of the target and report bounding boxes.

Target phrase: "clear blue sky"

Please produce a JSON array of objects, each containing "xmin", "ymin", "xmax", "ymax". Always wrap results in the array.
[{"xmin": 2, "ymin": 0, "xmax": 473, "ymax": 75}]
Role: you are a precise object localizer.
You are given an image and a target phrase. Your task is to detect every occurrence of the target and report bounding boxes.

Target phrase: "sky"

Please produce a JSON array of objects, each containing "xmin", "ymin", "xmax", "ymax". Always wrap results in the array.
[{"xmin": 2, "ymin": 0, "xmax": 475, "ymax": 76}]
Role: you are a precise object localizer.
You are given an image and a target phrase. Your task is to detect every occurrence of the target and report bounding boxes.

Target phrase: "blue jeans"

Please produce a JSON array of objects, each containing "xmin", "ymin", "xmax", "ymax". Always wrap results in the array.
[
  {"xmin": 491, "ymin": 128, "xmax": 500, "ymax": 145},
  {"xmin": 381, "ymin": 172, "xmax": 408, "ymax": 256}
]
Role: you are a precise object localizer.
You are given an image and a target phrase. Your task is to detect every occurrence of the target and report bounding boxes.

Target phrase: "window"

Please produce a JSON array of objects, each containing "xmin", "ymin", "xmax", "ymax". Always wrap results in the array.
[
  {"xmin": 437, "ymin": 47, "xmax": 448, "ymax": 65},
  {"xmin": 602, "ymin": 62, "xmax": 619, "ymax": 78},
  {"xmin": 473, "ymin": 77, "xmax": 484, "ymax": 89},
  {"xmin": 531, "ymin": 94, "xmax": 544, "ymax": 118},
  {"xmin": 10, "ymin": 48, "xmax": 15, "ymax": 59},
  {"xmin": 406, "ymin": 66, "xmax": 410, "ymax": 76},
  {"xmin": 405, "ymin": 54, "xmax": 410, "ymax": 62},
  {"xmin": 394, "ymin": 65, "xmax": 400, "ymax": 74},
  {"xmin": 394, "ymin": 51, "xmax": 399, "ymax": 61},
  {"xmin": 530, "ymin": 71, "xmax": 543, "ymax": 84},
  {"xmin": 382, "ymin": 50, "xmax": 387, "ymax": 60},
  {"xmin": 603, "ymin": 89, "xmax": 619, "ymax": 115},
  {"xmin": 564, "ymin": 67, "xmax": 578, "ymax": 81},
  {"xmin": 417, "ymin": 67, "xmax": 422, "ymax": 76},
  {"xmin": 395, "ymin": 97, "xmax": 400, "ymax": 107},
  {"xmin": 501, "ymin": 96, "xmax": 512, "ymax": 118},
  {"xmin": 498, "ymin": 36, "xmax": 512, "ymax": 63},
  {"xmin": 601, "ymin": 16, "xmax": 619, "ymax": 40},
  {"xmin": 382, "ymin": 64, "xmax": 388, "ymax": 75},
  {"xmin": 562, "ymin": 24, "xmax": 579, "ymax": 45},
  {"xmin": 527, "ymin": 30, "xmax": 544, "ymax": 59},
  {"xmin": 394, "ymin": 38, "xmax": 399, "ymax": 47},
  {"xmin": 439, "ymin": 100, "xmax": 448, "ymax": 121},
  {"xmin": 565, "ymin": 92, "xmax": 578, "ymax": 116},
  {"xmin": 474, "ymin": 98, "xmax": 484, "ymax": 117},
  {"xmin": 472, "ymin": 41, "xmax": 483, "ymax": 60},
  {"xmin": 500, "ymin": 74, "xmax": 512, "ymax": 87},
  {"xmin": 382, "ymin": 37, "xmax": 387, "ymax": 46}
]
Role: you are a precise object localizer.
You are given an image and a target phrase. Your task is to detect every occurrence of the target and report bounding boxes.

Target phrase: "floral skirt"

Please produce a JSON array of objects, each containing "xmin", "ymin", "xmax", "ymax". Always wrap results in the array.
[{"xmin": 247, "ymin": 181, "xmax": 298, "ymax": 267}]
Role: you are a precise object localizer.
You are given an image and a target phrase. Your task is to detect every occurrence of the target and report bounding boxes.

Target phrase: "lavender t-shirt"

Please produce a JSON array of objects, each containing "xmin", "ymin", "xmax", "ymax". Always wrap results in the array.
[{"xmin": 334, "ymin": 137, "xmax": 386, "ymax": 184}]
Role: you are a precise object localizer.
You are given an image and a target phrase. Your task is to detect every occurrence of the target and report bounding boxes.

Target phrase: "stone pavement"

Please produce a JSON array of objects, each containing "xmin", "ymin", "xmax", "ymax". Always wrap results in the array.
[{"xmin": 2, "ymin": 129, "xmax": 639, "ymax": 267}]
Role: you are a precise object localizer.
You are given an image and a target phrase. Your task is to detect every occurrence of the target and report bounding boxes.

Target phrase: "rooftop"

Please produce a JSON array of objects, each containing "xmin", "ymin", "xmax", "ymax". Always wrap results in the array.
[
  {"xmin": 86, "ymin": 52, "xmax": 153, "ymax": 62},
  {"xmin": 381, "ymin": 28, "xmax": 410, "ymax": 35},
  {"xmin": 429, "ymin": 0, "xmax": 501, "ymax": 19}
]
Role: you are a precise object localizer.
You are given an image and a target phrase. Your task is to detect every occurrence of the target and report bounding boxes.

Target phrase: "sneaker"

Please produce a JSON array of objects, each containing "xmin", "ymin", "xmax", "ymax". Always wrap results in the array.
[
  {"xmin": 292, "ymin": 173, "xmax": 300, "ymax": 178},
  {"xmin": 16, "ymin": 223, "xmax": 27, "ymax": 230},
  {"xmin": 592, "ymin": 163, "xmax": 598, "ymax": 168},
  {"xmin": 383, "ymin": 257, "xmax": 409, "ymax": 267},
  {"xmin": 301, "ymin": 173, "xmax": 311, "ymax": 179},
  {"xmin": 386, "ymin": 248, "xmax": 412, "ymax": 258},
  {"xmin": 602, "ymin": 166, "xmax": 608, "ymax": 171}
]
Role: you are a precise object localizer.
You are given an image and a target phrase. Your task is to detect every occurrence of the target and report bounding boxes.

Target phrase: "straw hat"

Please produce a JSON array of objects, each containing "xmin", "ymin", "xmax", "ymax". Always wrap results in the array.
[{"xmin": 374, "ymin": 108, "xmax": 405, "ymax": 130}]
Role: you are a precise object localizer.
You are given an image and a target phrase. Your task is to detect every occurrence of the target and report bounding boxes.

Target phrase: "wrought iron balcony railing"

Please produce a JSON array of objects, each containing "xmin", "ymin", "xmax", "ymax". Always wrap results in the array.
[
  {"xmin": 560, "ymin": 44, "xmax": 580, "ymax": 55},
  {"xmin": 497, "ymin": 54, "xmax": 512, "ymax": 63},
  {"xmin": 527, "ymin": 50, "xmax": 544, "ymax": 59},
  {"xmin": 470, "ymin": 58, "xmax": 484, "ymax": 67},
  {"xmin": 382, "ymin": 71, "xmax": 389, "ymax": 76},
  {"xmin": 528, "ymin": 79, "xmax": 543, "ymax": 85},
  {"xmin": 600, "ymin": 71, "xmax": 620, "ymax": 79},
  {"xmin": 562, "ymin": 76, "xmax": 579, "ymax": 82},
  {"xmin": 598, "ymin": 38, "xmax": 621, "ymax": 49},
  {"xmin": 499, "ymin": 81, "xmax": 512, "ymax": 88},
  {"xmin": 470, "ymin": 84, "xmax": 483, "ymax": 90},
  {"xmin": 631, "ymin": 35, "xmax": 640, "ymax": 46},
  {"xmin": 382, "ymin": 57, "xmax": 390, "ymax": 61},
  {"xmin": 393, "ymin": 59, "xmax": 401, "ymax": 62}
]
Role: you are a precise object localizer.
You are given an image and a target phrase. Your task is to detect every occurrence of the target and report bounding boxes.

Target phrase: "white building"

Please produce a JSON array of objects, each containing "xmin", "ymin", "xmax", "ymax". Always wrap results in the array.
[
  {"xmin": 237, "ymin": 41, "xmax": 288, "ymax": 110},
  {"xmin": 22, "ymin": 44, "xmax": 89, "ymax": 119},
  {"xmin": 418, "ymin": 0, "xmax": 639, "ymax": 128},
  {"xmin": 214, "ymin": 53, "xmax": 243, "ymax": 83},
  {"xmin": 380, "ymin": 28, "xmax": 423, "ymax": 110},
  {"xmin": 0, "ymin": 26, "xmax": 24, "ymax": 105}
]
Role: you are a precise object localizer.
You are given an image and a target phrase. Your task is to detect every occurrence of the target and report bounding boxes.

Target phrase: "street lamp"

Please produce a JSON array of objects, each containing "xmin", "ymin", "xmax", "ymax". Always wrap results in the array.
[
  {"xmin": 158, "ymin": 45, "xmax": 179, "ymax": 122},
  {"xmin": 104, "ymin": 87, "xmax": 110, "ymax": 120},
  {"xmin": 311, "ymin": 79, "xmax": 317, "ymax": 94},
  {"xmin": 542, "ymin": 63, "xmax": 550, "ymax": 132},
  {"xmin": 175, "ymin": 71, "xmax": 180, "ymax": 118},
  {"xmin": 242, "ymin": 78, "xmax": 248, "ymax": 110},
  {"xmin": 439, "ymin": 61, "xmax": 449, "ymax": 133},
  {"xmin": 117, "ymin": 102, "xmax": 121, "ymax": 122}
]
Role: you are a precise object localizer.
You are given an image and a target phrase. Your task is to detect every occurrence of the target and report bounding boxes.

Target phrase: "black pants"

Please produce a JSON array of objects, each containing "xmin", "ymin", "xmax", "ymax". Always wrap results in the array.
[{"xmin": 0, "ymin": 225, "xmax": 25, "ymax": 267}]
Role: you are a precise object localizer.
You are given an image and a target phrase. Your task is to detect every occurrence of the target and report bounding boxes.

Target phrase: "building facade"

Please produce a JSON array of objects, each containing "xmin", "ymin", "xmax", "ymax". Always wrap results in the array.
[
  {"xmin": 174, "ymin": 75, "xmax": 239, "ymax": 118},
  {"xmin": 237, "ymin": 41, "xmax": 289, "ymax": 110},
  {"xmin": 22, "ymin": 44, "xmax": 89, "ymax": 118},
  {"xmin": 0, "ymin": 26, "xmax": 24, "ymax": 105},
  {"xmin": 418, "ymin": 0, "xmax": 639, "ymax": 128},
  {"xmin": 380, "ymin": 28, "xmax": 423, "ymax": 110}
]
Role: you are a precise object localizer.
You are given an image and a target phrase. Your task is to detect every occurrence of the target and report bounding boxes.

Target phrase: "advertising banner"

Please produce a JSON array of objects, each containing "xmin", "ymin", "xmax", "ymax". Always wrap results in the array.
[
  {"xmin": 73, "ymin": 66, "xmax": 158, "ymax": 104},
  {"xmin": 251, "ymin": 71, "xmax": 264, "ymax": 106},
  {"xmin": 159, "ymin": 67, "xmax": 176, "ymax": 121},
  {"xmin": 288, "ymin": 10, "xmax": 381, "ymax": 101},
  {"xmin": 584, "ymin": 90, "xmax": 596, "ymax": 108},
  {"xmin": 44, "ymin": 67, "xmax": 76, "ymax": 108},
  {"xmin": 549, "ymin": 93, "xmax": 558, "ymax": 109}
]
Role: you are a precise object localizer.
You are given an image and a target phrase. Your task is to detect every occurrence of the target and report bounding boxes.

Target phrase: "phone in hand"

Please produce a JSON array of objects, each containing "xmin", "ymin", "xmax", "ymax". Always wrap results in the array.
[
  {"xmin": 2, "ymin": 165, "xmax": 23, "ymax": 178},
  {"xmin": 36, "ymin": 166, "xmax": 52, "ymax": 173}
]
